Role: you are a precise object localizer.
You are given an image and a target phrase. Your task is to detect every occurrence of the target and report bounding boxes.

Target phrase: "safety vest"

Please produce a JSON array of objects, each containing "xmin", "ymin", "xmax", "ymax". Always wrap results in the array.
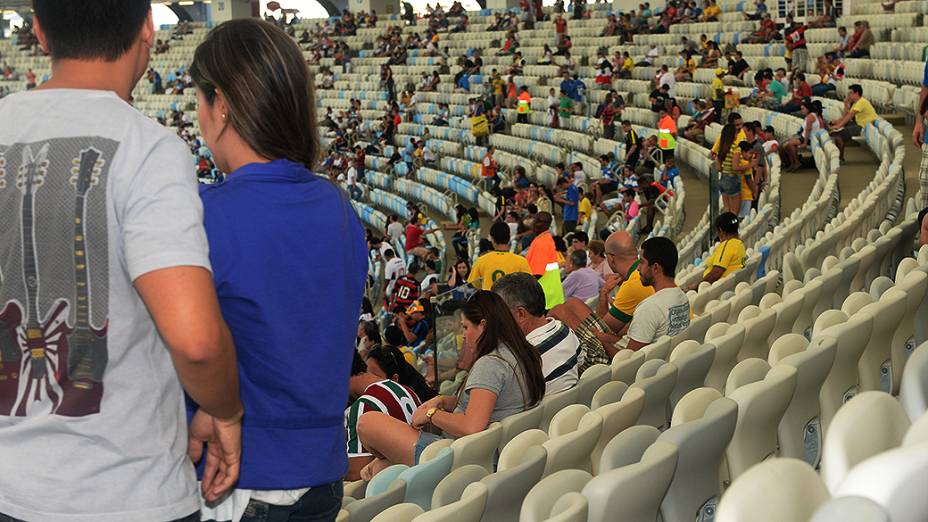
[
  {"xmin": 525, "ymin": 231, "xmax": 564, "ymax": 308},
  {"xmin": 517, "ymin": 92, "xmax": 532, "ymax": 114},
  {"xmin": 658, "ymin": 115, "xmax": 677, "ymax": 151}
]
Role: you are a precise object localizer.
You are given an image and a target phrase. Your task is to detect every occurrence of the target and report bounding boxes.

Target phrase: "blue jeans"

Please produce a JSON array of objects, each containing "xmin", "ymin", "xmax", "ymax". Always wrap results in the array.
[
  {"xmin": 0, "ymin": 513, "xmax": 199, "ymax": 522},
  {"xmin": 239, "ymin": 482, "xmax": 343, "ymax": 522}
]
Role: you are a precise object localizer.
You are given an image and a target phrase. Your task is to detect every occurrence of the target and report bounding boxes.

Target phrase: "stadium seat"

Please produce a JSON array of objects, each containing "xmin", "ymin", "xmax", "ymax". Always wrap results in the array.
[
  {"xmin": 417, "ymin": 482, "xmax": 488, "ymax": 522},
  {"xmin": 724, "ymin": 362, "xmax": 797, "ymax": 483},
  {"xmin": 589, "ymin": 381, "xmax": 628, "ymax": 410},
  {"xmin": 833, "ymin": 442, "xmax": 928, "ymax": 522},
  {"xmin": 856, "ymin": 290, "xmax": 907, "ymax": 393},
  {"xmin": 769, "ymin": 335, "xmax": 837, "ymax": 467},
  {"xmin": 542, "ymin": 410, "xmax": 603, "ymax": 476},
  {"xmin": 520, "ymin": 470, "xmax": 592, "ymax": 522},
  {"xmin": 667, "ymin": 341, "xmax": 715, "ymax": 410},
  {"xmin": 717, "ymin": 458, "xmax": 830, "ymax": 522},
  {"xmin": 642, "ymin": 336, "xmax": 673, "ymax": 362},
  {"xmin": 657, "ymin": 388, "xmax": 737, "ymax": 522},
  {"xmin": 582, "ymin": 441, "xmax": 678, "ymax": 522},
  {"xmin": 811, "ymin": 496, "xmax": 890, "ymax": 522},
  {"xmin": 399, "ymin": 447, "xmax": 455, "ymax": 510},
  {"xmin": 611, "ymin": 349, "xmax": 646, "ymax": 385},
  {"xmin": 629, "ymin": 359, "xmax": 679, "ymax": 430},
  {"xmin": 479, "ymin": 445, "xmax": 548, "ymax": 522},
  {"xmin": 704, "ymin": 323, "xmax": 747, "ymax": 392},
  {"xmin": 576, "ymin": 365, "xmax": 611, "ymax": 407},
  {"xmin": 590, "ymin": 387, "xmax": 646, "ymax": 475},
  {"xmin": 821, "ymin": 391, "xmax": 911, "ymax": 493},
  {"xmin": 736, "ymin": 306, "xmax": 777, "ymax": 362},
  {"xmin": 813, "ymin": 312, "xmax": 873, "ymax": 435},
  {"xmin": 498, "ymin": 407, "xmax": 544, "ymax": 455},
  {"xmin": 371, "ymin": 503, "xmax": 425, "ymax": 522},
  {"xmin": 900, "ymin": 343, "xmax": 928, "ymax": 423},
  {"xmin": 540, "ymin": 387, "xmax": 581, "ymax": 432},
  {"xmin": 890, "ymin": 272, "xmax": 928, "ymax": 393},
  {"xmin": 449, "ymin": 423, "xmax": 503, "ymax": 474}
]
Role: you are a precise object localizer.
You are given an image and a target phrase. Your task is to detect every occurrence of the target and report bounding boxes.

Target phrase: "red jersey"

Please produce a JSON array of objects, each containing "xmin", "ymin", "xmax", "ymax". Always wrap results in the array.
[
  {"xmin": 406, "ymin": 223, "xmax": 425, "ymax": 249},
  {"xmin": 391, "ymin": 275, "xmax": 421, "ymax": 311}
]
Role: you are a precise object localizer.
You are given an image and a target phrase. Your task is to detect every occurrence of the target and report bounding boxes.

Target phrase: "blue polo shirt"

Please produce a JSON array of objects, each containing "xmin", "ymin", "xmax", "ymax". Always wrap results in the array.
[
  {"xmin": 563, "ymin": 184, "xmax": 580, "ymax": 221},
  {"xmin": 195, "ymin": 159, "xmax": 368, "ymax": 490}
]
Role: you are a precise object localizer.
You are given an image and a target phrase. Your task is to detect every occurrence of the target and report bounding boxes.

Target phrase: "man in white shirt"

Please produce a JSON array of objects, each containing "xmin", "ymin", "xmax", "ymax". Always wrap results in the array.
[
  {"xmin": 493, "ymin": 273, "xmax": 581, "ymax": 393},
  {"xmin": 382, "ymin": 248, "xmax": 407, "ymax": 301},
  {"xmin": 658, "ymin": 64, "xmax": 676, "ymax": 96},
  {"xmin": 626, "ymin": 237, "xmax": 691, "ymax": 351},
  {"xmin": 386, "ymin": 214, "xmax": 405, "ymax": 243},
  {"xmin": 0, "ymin": 1, "xmax": 243, "ymax": 519}
]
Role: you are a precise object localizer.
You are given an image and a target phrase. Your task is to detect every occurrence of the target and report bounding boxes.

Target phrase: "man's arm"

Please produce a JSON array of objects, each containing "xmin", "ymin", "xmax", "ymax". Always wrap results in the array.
[
  {"xmin": 626, "ymin": 338, "xmax": 649, "ymax": 352},
  {"xmin": 830, "ymin": 110, "xmax": 856, "ymax": 129},
  {"xmin": 702, "ymin": 265, "xmax": 726, "ymax": 285},
  {"xmin": 135, "ymin": 267, "xmax": 242, "ymax": 421}
]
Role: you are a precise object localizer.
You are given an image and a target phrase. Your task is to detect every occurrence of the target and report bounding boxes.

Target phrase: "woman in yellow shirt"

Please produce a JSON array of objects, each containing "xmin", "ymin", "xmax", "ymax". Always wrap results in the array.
[
  {"xmin": 701, "ymin": 212, "xmax": 747, "ymax": 285},
  {"xmin": 675, "ymin": 51, "xmax": 697, "ymax": 81}
]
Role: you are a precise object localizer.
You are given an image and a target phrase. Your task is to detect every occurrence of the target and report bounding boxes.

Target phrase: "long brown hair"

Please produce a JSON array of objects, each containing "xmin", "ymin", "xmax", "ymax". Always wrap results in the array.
[
  {"xmin": 717, "ymin": 124, "xmax": 737, "ymax": 163},
  {"xmin": 190, "ymin": 18, "xmax": 320, "ymax": 169},
  {"xmin": 461, "ymin": 291, "xmax": 545, "ymax": 407}
]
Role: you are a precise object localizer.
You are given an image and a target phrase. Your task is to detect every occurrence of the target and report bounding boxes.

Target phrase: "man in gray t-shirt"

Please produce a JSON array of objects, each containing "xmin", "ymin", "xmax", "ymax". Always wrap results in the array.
[
  {"xmin": 627, "ymin": 237, "xmax": 692, "ymax": 352},
  {"xmin": 0, "ymin": 4, "xmax": 243, "ymax": 521}
]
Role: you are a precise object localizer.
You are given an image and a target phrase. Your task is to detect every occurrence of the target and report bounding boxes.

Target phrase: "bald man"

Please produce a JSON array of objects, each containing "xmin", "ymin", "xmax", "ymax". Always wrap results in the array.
[{"xmin": 549, "ymin": 230, "xmax": 655, "ymax": 361}]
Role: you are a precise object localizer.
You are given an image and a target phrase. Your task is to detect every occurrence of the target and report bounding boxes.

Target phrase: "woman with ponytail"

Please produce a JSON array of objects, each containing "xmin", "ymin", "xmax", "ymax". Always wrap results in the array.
[
  {"xmin": 357, "ymin": 291, "xmax": 545, "ymax": 479},
  {"xmin": 189, "ymin": 18, "xmax": 368, "ymax": 521}
]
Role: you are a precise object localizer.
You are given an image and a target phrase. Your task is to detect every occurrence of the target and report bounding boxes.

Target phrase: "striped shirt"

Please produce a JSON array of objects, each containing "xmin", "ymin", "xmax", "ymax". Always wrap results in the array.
[
  {"xmin": 345, "ymin": 380, "xmax": 422, "ymax": 457},
  {"xmin": 525, "ymin": 319, "xmax": 581, "ymax": 395}
]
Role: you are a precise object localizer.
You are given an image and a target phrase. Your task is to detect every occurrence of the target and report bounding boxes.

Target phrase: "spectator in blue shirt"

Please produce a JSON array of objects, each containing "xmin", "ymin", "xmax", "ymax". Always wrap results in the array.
[
  {"xmin": 661, "ymin": 156, "xmax": 680, "ymax": 189},
  {"xmin": 555, "ymin": 176, "xmax": 580, "ymax": 233},
  {"xmin": 190, "ymin": 19, "xmax": 368, "ymax": 520}
]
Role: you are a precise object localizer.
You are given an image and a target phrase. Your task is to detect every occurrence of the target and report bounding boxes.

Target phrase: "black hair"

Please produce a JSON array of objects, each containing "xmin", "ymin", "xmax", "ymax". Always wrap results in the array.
[
  {"xmin": 360, "ymin": 320, "xmax": 381, "ymax": 345},
  {"xmin": 367, "ymin": 345, "xmax": 437, "ymax": 401},
  {"xmin": 490, "ymin": 220, "xmax": 511, "ymax": 245},
  {"xmin": 383, "ymin": 325, "xmax": 406, "ymax": 346},
  {"xmin": 918, "ymin": 207, "xmax": 928, "ymax": 229},
  {"xmin": 640, "ymin": 236, "xmax": 679, "ymax": 277},
  {"xmin": 727, "ymin": 112, "xmax": 742, "ymax": 124},
  {"xmin": 34, "ymin": 0, "xmax": 151, "ymax": 61},
  {"xmin": 351, "ymin": 350, "xmax": 368, "ymax": 376},
  {"xmin": 572, "ymin": 231, "xmax": 589, "ymax": 243},
  {"xmin": 715, "ymin": 211, "xmax": 740, "ymax": 235},
  {"xmin": 849, "ymin": 84, "xmax": 863, "ymax": 97}
]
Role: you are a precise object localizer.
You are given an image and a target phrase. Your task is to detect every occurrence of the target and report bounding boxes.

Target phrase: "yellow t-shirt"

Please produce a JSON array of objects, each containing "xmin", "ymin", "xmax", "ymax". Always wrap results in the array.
[
  {"xmin": 739, "ymin": 158, "xmax": 754, "ymax": 200},
  {"xmin": 712, "ymin": 129, "xmax": 746, "ymax": 155},
  {"xmin": 579, "ymin": 197, "xmax": 592, "ymax": 224},
  {"xmin": 684, "ymin": 58, "xmax": 696, "ymax": 72},
  {"xmin": 468, "ymin": 251, "xmax": 532, "ymax": 290},
  {"xmin": 711, "ymin": 77, "xmax": 725, "ymax": 101},
  {"xmin": 704, "ymin": 4, "xmax": 721, "ymax": 17},
  {"xmin": 703, "ymin": 238, "xmax": 747, "ymax": 278},
  {"xmin": 622, "ymin": 57, "xmax": 634, "ymax": 71},
  {"xmin": 850, "ymin": 97, "xmax": 877, "ymax": 128},
  {"xmin": 608, "ymin": 262, "xmax": 656, "ymax": 323}
]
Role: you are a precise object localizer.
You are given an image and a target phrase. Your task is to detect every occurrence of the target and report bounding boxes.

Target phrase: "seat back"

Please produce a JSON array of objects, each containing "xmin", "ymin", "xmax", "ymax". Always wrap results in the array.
[
  {"xmin": 590, "ymin": 386, "xmax": 646, "ymax": 474},
  {"xmin": 371, "ymin": 503, "xmax": 425, "ymax": 522},
  {"xmin": 717, "ymin": 458, "xmax": 830, "ymax": 522},
  {"xmin": 738, "ymin": 307, "xmax": 777, "ymax": 362},
  {"xmin": 792, "ymin": 278, "xmax": 823, "ymax": 338},
  {"xmin": 767, "ymin": 292, "xmax": 805, "ymax": 350},
  {"xmin": 811, "ymin": 496, "xmax": 890, "ymax": 522},
  {"xmin": 590, "ymin": 380, "xmax": 628, "ymax": 410},
  {"xmin": 771, "ymin": 336, "xmax": 837, "ymax": 467},
  {"xmin": 687, "ymin": 313, "xmax": 713, "ymax": 344},
  {"xmin": 542, "ymin": 492, "xmax": 588, "ymax": 522},
  {"xmin": 704, "ymin": 323, "xmax": 747, "ymax": 391},
  {"xmin": 431, "ymin": 465, "xmax": 490, "ymax": 509},
  {"xmin": 576, "ymin": 364, "xmax": 610, "ymax": 407},
  {"xmin": 497, "ymin": 429, "xmax": 549, "ymax": 472},
  {"xmin": 900, "ymin": 342, "xmax": 928, "ymax": 423},
  {"xmin": 497, "ymin": 406, "xmax": 544, "ymax": 454},
  {"xmin": 834, "ymin": 441, "xmax": 928, "ymax": 522},
  {"xmin": 367, "ymin": 464, "xmax": 409, "ymax": 497},
  {"xmin": 890, "ymin": 272, "xmax": 928, "ymax": 394},
  {"xmin": 668, "ymin": 341, "xmax": 716, "ymax": 410},
  {"xmin": 346, "ymin": 480, "xmax": 409, "ymax": 522},
  {"xmin": 629, "ymin": 359, "xmax": 679, "ymax": 429},
  {"xmin": 657, "ymin": 390, "xmax": 738, "ymax": 522},
  {"xmin": 400, "ymin": 447, "xmax": 455, "ymax": 510},
  {"xmin": 547, "ymin": 404, "xmax": 589, "ymax": 438},
  {"xmin": 416, "ymin": 482, "xmax": 488, "ymax": 522},
  {"xmin": 821, "ymin": 391, "xmax": 911, "ymax": 493},
  {"xmin": 540, "ymin": 386, "xmax": 581, "ymax": 432},
  {"xmin": 725, "ymin": 364, "xmax": 798, "ymax": 482},
  {"xmin": 598, "ymin": 424, "xmax": 662, "ymax": 473},
  {"xmin": 520, "ymin": 469, "xmax": 592, "ymax": 522},
  {"xmin": 480, "ymin": 445, "xmax": 547, "ymax": 522},
  {"xmin": 451, "ymin": 422, "xmax": 503, "ymax": 474},
  {"xmin": 543, "ymin": 411, "xmax": 603, "ymax": 476},
  {"xmin": 611, "ymin": 349, "xmax": 646, "ymax": 384},
  {"xmin": 858, "ymin": 290, "xmax": 907, "ymax": 393},
  {"xmin": 642, "ymin": 335, "xmax": 672, "ymax": 361},
  {"xmin": 815, "ymin": 312, "xmax": 873, "ymax": 435},
  {"xmin": 583, "ymin": 442, "xmax": 679, "ymax": 522}
]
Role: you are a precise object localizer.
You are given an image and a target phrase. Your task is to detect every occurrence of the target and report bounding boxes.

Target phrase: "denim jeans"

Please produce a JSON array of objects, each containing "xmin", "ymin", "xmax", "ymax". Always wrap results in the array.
[
  {"xmin": 240, "ymin": 482, "xmax": 343, "ymax": 522},
  {"xmin": 0, "ymin": 512, "xmax": 199, "ymax": 522}
]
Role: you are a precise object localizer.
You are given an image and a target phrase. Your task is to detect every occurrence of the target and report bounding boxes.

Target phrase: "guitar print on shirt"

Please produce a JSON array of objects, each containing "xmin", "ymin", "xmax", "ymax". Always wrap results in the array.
[
  {"xmin": 11, "ymin": 143, "xmax": 73, "ymax": 417},
  {"xmin": 56, "ymin": 148, "xmax": 108, "ymax": 417},
  {"xmin": 0, "ymin": 138, "xmax": 114, "ymax": 418}
]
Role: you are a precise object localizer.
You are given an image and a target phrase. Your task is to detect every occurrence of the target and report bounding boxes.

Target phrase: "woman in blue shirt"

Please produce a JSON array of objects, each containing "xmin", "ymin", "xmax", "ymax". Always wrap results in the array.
[{"xmin": 189, "ymin": 19, "xmax": 368, "ymax": 521}]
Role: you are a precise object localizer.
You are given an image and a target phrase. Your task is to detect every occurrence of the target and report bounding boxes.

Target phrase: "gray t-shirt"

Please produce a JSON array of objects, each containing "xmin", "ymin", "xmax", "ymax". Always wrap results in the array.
[
  {"xmin": 0, "ymin": 89, "xmax": 209, "ymax": 521},
  {"xmin": 456, "ymin": 344, "xmax": 531, "ymax": 424}
]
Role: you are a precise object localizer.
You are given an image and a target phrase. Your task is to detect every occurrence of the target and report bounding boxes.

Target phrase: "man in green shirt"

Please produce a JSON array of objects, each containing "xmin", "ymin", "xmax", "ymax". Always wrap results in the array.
[
  {"xmin": 763, "ymin": 68, "xmax": 788, "ymax": 109},
  {"xmin": 559, "ymin": 90, "xmax": 574, "ymax": 119}
]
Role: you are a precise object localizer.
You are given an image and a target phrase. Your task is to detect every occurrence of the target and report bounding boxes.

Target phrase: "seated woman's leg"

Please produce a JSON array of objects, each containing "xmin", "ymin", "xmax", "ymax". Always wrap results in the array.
[{"xmin": 357, "ymin": 412, "xmax": 421, "ymax": 467}]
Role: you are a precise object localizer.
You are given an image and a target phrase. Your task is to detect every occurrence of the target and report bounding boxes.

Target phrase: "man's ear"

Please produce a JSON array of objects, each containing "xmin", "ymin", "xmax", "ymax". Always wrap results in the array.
[
  {"xmin": 139, "ymin": 9, "xmax": 155, "ymax": 50},
  {"xmin": 33, "ymin": 16, "xmax": 49, "ymax": 54}
]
